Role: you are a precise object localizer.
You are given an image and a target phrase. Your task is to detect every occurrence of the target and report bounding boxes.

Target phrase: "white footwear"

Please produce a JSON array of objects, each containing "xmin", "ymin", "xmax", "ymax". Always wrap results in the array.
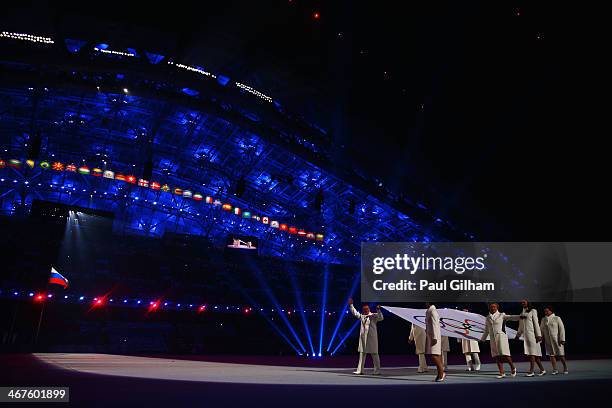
[
  {"xmin": 563, "ymin": 370, "xmax": 569, "ymax": 375},
  {"xmin": 496, "ymin": 373, "xmax": 506, "ymax": 379},
  {"xmin": 435, "ymin": 373, "xmax": 446, "ymax": 382},
  {"xmin": 511, "ymin": 368, "xmax": 517, "ymax": 377},
  {"xmin": 538, "ymin": 370, "xmax": 547, "ymax": 376},
  {"xmin": 465, "ymin": 367, "xmax": 472, "ymax": 372},
  {"xmin": 352, "ymin": 371, "xmax": 363, "ymax": 375},
  {"xmin": 417, "ymin": 368, "xmax": 428, "ymax": 373},
  {"xmin": 526, "ymin": 372, "xmax": 535, "ymax": 377},
  {"xmin": 551, "ymin": 370, "xmax": 559, "ymax": 375},
  {"xmin": 475, "ymin": 364, "xmax": 481, "ymax": 372}
]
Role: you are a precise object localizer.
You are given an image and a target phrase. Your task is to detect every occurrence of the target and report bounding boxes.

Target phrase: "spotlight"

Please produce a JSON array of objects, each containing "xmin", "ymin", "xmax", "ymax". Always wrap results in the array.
[
  {"xmin": 198, "ymin": 305, "xmax": 206, "ymax": 313},
  {"xmin": 123, "ymin": 88, "xmax": 129, "ymax": 93},
  {"xmin": 93, "ymin": 297, "xmax": 105, "ymax": 306},
  {"xmin": 34, "ymin": 293, "xmax": 45, "ymax": 302},
  {"xmin": 312, "ymin": 11, "xmax": 321, "ymax": 20}
]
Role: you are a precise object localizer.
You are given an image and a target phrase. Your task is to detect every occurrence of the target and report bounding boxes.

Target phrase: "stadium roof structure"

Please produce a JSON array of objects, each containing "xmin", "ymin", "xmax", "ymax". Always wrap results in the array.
[{"xmin": 0, "ymin": 31, "xmax": 469, "ymax": 264}]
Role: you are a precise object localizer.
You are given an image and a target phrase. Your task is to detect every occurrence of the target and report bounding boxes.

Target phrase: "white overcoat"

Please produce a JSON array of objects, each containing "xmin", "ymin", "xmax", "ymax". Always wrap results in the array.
[
  {"xmin": 425, "ymin": 305, "xmax": 442, "ymax": 355},
  {"xmin": 350, "ymin": 304, "xmax": 383, "ymax": 354},
  {"xmin": 480, "ymin": 311, "xmax": 512, "ymax": 357},
  {"xmin": 457, "ymin": 337, "xmax": 480, "ymax": 354},
  {"xmin": 540, "ymin": 314, "xmax": 565, "ymax": 356},
  {"xmin": 409, "ymin": 323, "xmax": 427, "ymax": 355},
  {"xmin": 512, "ymin": 308, "xmax": 542, "ymax": 356},
  {"xmin": 441, "ymin": 336, "xmax": 450, "ymax": 352}
]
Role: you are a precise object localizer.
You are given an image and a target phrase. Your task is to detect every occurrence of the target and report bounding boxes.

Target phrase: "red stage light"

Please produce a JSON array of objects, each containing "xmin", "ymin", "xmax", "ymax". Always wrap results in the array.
[
  {"xmin": 312, "ymin": 11, "xmax": 321, "ymax": 20},
  {"xmin": 34, "ymin": 293, "xmax": 45, "ymax": 302},
  {"xmin": 198, "ymin": 305, "xmax": 206, "ymax": 313},
  {"xmin": 243, "ymin": 307, "xmax": 251, "ymax": 314}
]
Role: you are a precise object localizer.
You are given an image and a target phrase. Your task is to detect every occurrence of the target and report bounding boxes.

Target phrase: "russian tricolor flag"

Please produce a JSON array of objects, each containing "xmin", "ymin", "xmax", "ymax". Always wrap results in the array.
[{"xmin": 49, "ymin": 267, "xmax": 69, "ymax": 289}]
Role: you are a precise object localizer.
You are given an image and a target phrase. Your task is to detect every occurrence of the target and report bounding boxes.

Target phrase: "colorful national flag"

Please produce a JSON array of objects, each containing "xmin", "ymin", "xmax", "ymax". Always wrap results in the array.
[
  {"xmin": 205, "ymin": 196, "xmax": 213, "ymax": 204},
  {"xmin": 193, "ymin": 193, "xmax": 203, "ymax": 201},
  {"xmin": 103, "ymin": 170, "xmax": 115, "ymax": 179},
  {"xmin": 92, "ymin": 168, "xmax": 103, "ymax": 176},
  {"xmin": 66, "ymin": 164, "xmax": 77, "ymax": 172},
  {"xmin": 306, "ymin": 232, "xmax": 315, "ymax": 240},
  {"xmin": 126, "ymin": 175, "xmax": 137, "ymax": 184},
  {"xmin": 242, "ymin": 211, "xmax": 251, "ymax": 218},
  {"xmin": 138, "ymin": 179, "xmax": 149, "ymax": 187},
  {"xmin": 115, "ymin": 173, "xmax": 126, "ymax": 181},
  {"xmin": 161, "ymin": 184, "xmax": 170, "ymax": 192},
  {"xmin": 0, "ymin": 159, "xmax": 6, "ymax": 168},
  {"xmin": 270, "ymin": 220, "xmax": 279, "ymax": 228},
  {"xmin": 150, "ymin": 181, "xmax": 161, "ymax": 190},
  {"xmin": 316, "ymin": 234, "xmax": 324, "ymax": 241},
  {"xmin": 233, "ymin": 207, "xmax": 241, "ymax": 215},
  {"xmin": 173, "ymin": 188, "xmax": 183, "ymax": 195},
  {"xmin": 49, "ymin": 267, "xmax": 69, "ymax": 289},
  {"xmin": 280, "ymin": 223, "xmax": 288, "ymax": 231},
  {"xmin": 262, "ymin": 216, "xmax": 269, "ymax": 224},
  {"xmin": 39, "ymin": 161, "xmax": 50, "ymax": 169},
  {"xmin": 297, "ymin": 229, "xmax": 306, "ymax": 236},
  {"xmin": 26, "ymin": 159, "xmax": 35, "ymax": 168},
  {"xmin": 213, "ymin": 199, "xmax": 222, "ymax": 206},
  {"xmin": 288, "ymin": 227, "xmax": 298, "ymax": 234},
  {"xmin": 78, "ymin": 166, "xmax": 90, "ymax": 175},
  {"xmin": 182, "ymin": 190, "xmax": 192, "ymax": 199},
  {"xmin": 52, "ymin": 162, "xmax": 65, "ymax": 171},
  {"xmin": 9, "ymin": 159, "xmax": 22, "ymax": 168},
  {"xmin": 222, "ymin": 203, "xmax": 232, "ymax": 211}
]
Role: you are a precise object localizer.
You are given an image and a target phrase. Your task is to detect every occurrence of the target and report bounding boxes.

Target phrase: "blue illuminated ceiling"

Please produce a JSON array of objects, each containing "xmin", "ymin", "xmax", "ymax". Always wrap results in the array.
[{"xmin": 0, "ymin": 32, "xmax": 468, "ymax": 264}]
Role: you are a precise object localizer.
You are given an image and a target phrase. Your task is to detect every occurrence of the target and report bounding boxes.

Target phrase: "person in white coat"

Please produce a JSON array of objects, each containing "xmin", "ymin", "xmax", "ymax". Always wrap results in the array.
[
  {"xmin": 480, "ymin": 303, "xmax": 517, "ymax": 379},
  {"xmin": 540, "ymin": 306, "xmax": 568, "ymax": 375},
  {"xmin": 509, "ymin": 300, "xmax": 546, "ymax": 377},
  {"xmin": 408, "ymin": 323, "xmax": 428, "ymax": 373},
  {"xmin": 458, "ymin": 308, "xmax": 481, "ymax": 371},
  {"xmin": 425, "ymin": 303, "xmax": 445, "ymax": 382},
  {"xmin": 441, "ymin": 336, "xmax": 450, "ymax": 371},
  {"xmin": 348, "ymin": 298, "xmax": 383, "ymax": 375}
]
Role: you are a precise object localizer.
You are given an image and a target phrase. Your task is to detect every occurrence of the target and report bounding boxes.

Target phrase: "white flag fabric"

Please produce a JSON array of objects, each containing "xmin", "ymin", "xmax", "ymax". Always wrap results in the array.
[{"xmin": 382, "ymin": 306, "xmax": 519, "ymax": 341}]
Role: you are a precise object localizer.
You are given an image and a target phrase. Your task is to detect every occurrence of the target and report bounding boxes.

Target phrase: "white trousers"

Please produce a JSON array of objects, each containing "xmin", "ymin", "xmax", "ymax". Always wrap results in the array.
[
  {"xmin": 356, "ymin": 352, "xmax": 381, "ymax": 374},
  {"xmin": 418, "ymin": 354, "xmax": 428, "ymax": 370},
  {"xmin": 465, "ymin": 352, "xmax": 481, "ymax": 369},
  {"xmin": 442, "ymin": 351, "xmax": 448, "ymax": 369}
]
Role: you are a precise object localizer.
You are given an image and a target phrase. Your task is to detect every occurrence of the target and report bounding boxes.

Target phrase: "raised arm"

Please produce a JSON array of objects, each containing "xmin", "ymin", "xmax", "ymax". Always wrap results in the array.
[
  {"xmin": 348, "ymin": 298, "xmax": 362, "ymax": 319},
  {"xmin": 375, "ymin": 305, "xmax": 384, "ymax": 321},
  {"xmin": 503, "ymin": 314, "xmax": 520, "ymax": 322}
]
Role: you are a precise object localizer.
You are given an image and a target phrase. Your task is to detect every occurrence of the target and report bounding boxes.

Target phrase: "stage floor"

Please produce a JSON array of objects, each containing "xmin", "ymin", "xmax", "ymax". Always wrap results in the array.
[{"xmin": 34, "ymin": 353, "xmax": 612, "ymax": 385}]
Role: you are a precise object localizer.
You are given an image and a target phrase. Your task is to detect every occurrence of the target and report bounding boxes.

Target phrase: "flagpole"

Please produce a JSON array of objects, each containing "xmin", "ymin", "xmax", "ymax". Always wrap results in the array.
[{"xmin": 34, "ymin": 295, "xmax": 46, "ymax": 346}]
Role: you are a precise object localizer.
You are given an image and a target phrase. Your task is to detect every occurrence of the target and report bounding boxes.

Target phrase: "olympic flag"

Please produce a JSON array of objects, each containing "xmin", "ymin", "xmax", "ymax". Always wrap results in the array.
[{"xmin": 382, "ymin": 306, "xmax": 519, "ymax": 341}]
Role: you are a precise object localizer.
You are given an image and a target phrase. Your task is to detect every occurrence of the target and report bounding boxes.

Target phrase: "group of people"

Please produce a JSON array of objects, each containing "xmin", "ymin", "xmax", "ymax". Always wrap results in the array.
[{"xmin": 348, "ymin": 299, "xmax": 568, "ymax": 382}]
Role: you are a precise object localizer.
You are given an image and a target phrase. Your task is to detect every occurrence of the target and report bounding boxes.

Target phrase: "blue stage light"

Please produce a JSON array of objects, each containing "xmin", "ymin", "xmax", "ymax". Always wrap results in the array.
[
  {"xmin": 326, "ymin": 272, "xmax": 360, "ymax": 352},
  {"xmin": 318, "ymin": 264, "xmax": 329, "ymax": 357},
  {"xmin": 330, "ymin": 319, "xmax": 360, "ymax": 356}
]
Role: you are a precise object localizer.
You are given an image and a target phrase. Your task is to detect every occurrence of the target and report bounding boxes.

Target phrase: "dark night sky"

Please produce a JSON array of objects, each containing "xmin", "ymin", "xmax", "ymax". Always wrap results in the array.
[{"xmin": 3, "ymin": 0, "xmax": 606, "ymax": 241}]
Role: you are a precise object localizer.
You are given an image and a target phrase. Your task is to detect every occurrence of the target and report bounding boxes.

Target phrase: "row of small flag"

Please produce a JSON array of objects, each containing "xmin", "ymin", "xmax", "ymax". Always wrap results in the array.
[{"xmin": 0, "ymin": 157, "xmax": 325, "ymax": 241}]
